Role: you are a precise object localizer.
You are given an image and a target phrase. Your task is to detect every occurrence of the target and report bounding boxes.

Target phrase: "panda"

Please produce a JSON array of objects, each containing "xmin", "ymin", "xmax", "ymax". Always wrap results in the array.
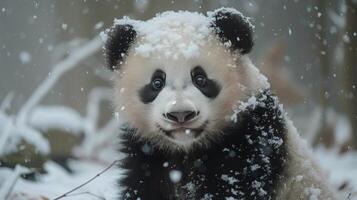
[{"xmin": 104, "ymin": 8, "xmax": 336, "ymax": 200}]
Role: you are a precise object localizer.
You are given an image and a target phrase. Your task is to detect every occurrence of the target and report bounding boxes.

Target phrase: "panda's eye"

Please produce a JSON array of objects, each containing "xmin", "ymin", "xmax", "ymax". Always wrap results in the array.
[
  {"xmin": 191, "ymin": 66, "xmax": 220, "ymax": 98},
  {"xmin": 194, "ymin": 74, "xmax": 207, "ymax": 87},
  {"xmin": 139, "ymin": 69, "xmax": 166, "ymax": 103},
  {"xmin": 152, "ymin": 78, "xmax": 165, "ymax": 90}
]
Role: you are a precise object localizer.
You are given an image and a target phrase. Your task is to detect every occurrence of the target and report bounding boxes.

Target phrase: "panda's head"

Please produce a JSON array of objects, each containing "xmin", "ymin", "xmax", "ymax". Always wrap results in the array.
[{"xmin": 105, "ymin": 8, "xmax": 269, "ymax": 151}]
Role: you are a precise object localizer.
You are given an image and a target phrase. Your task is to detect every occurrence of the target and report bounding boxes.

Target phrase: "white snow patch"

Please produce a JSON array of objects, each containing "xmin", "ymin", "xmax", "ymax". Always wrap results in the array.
[
  {"xmin": 221, "ymin": 174, "xmax": 238, "ymax": 185},
  {"xmin": 29, "ymin": 106, "xmax": 83, "ymax": 133},
  {"xmin": 99, "ymin": 31, "xmax": 108, "ymax": 42},
  {"xmin": 250, "ymin": 164, "xmax": 260, "ymax": 171},
  {"xmin": 5, "ymin": 160, "xmax": 119, "ymax": 200},
  {"xmin": 314, "ymin": 147, "xmax": 357, "ymax": 197},
  {"xmin": 0, "ymin": 165, "xmax": 31, "ymax": 199},
  {"xmin": 110, "ymin": 8, "xmax": 252, "ymax": 60},
  {"xmin": 121, "ymin": 11, "xmax": 210, "ymax": 59},
  {"xmin": 0, "ymin": 111, "xmax": 50, "ymax": 156}
]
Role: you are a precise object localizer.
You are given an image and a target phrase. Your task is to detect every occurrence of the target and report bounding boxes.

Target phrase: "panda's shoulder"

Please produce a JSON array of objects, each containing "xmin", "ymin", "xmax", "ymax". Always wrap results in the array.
[{"xmin": 275, "ymin": 119, "xmax": 337, "ymax": 199}]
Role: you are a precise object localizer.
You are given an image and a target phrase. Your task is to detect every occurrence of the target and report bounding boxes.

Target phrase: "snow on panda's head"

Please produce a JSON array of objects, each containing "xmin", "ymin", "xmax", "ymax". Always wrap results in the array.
[{"xmin": 105, "ymin": 8, "xmax": 269, "ymax": 151}]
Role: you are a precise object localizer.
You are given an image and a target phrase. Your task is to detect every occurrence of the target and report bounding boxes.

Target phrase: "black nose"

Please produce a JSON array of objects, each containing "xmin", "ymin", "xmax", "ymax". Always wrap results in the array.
[{"xmin": 165, "ymin": 111, "xmax": 199, "ymax": 123}]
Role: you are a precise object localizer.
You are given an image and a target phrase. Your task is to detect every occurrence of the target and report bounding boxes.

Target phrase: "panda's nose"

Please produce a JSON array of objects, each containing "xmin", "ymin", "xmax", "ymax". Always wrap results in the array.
[{"xmin": 164, "ymin": 111, "xmax": 199, "ymax": 123}]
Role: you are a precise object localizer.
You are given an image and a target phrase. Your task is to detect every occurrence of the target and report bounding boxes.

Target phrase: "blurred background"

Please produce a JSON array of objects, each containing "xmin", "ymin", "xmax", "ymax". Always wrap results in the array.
[{"xmin": 0, "ymin": 0, "xmax": 356, "ymax": 199}]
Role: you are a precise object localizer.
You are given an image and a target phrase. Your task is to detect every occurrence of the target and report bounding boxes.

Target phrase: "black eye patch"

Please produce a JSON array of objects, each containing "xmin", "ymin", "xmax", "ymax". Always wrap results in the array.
[
  {"xmin": 191, "ymin": 66, "xmax": 221, "ymax": 98},
  {"xmin": 139, "ymin": 69, "xmax": 166, "ymax": 104}
]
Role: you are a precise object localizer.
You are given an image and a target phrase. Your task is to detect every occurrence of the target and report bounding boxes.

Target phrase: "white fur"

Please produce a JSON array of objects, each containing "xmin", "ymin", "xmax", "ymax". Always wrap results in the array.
[{"xmin": 276, "ymin": 117, "xmax": 336, "ymax": 200}]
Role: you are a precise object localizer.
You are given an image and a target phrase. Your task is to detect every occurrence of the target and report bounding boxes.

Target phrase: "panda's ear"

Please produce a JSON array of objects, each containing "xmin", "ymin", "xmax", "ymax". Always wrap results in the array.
[
  {"xmin": 105, "ymin": 24, "xmax": 137, "ymax": 70},
  {"xmin": 210, "ymin": 8, "xmax": 254, "ymax": 54}
]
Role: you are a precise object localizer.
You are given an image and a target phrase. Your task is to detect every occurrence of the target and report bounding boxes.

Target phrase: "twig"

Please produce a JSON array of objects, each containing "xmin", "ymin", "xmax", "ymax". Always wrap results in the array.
[
  {"xmin": 347, "ymin": 192, "xmax": 351, "ymax": 200},
  {"xmin": 66, "ymin": 191, "xmax": 105, "ymax": 200},
  {"xmin": 52, "ymin": 160, "xmax": 119, "ymax": 200},
  {"xmin": 17, "ymin": 37, "xmax": 102, "ymax": 126},
  {"xmin": 4, "ymin": 175, "xmax": 20, "ymax": 200}
]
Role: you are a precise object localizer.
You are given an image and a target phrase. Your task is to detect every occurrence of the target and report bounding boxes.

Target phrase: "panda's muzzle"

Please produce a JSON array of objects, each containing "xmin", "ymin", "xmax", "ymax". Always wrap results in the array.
[{"xmin": 163, "ymin": 110, "xmax": 200, "ymax": 124}]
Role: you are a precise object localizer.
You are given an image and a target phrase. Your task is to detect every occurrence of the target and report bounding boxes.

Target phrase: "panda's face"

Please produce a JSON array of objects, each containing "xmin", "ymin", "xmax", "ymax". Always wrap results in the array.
[
  {"xmin": 115, "ymin": 40, "xmax": 247, "ymax": 150},
  {"xmin": 107, "ymin": 9, "xmax": 268, "ymax": 151}
]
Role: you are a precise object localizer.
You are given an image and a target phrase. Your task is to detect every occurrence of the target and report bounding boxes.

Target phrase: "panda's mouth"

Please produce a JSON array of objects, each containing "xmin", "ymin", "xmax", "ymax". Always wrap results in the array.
[{"xmin": 156, "ymin": 121, "xmax": 208, "ymax": 140}]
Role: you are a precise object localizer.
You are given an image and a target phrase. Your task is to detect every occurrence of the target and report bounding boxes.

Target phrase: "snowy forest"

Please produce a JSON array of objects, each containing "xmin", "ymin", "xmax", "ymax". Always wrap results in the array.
[{"xmin": 0, "ymin": 0, "xmax": 357, "ymax": 199}]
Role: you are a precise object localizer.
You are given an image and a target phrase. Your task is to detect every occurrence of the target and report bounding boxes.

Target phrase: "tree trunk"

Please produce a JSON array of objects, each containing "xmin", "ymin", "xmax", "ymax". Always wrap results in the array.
[
  {"xmin": 313, "ymin": 0, "xmax": 335, "ymax": 148},
  {"xmin": 343, "ymin": 0, "xmax": 357, "ymax": 149}
]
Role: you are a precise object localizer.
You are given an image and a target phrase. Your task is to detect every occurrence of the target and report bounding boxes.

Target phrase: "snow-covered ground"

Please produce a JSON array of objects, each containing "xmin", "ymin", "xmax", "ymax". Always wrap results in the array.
[
  {"xmin": 0, "ymin": 147, "xmax": 356, "ymax": 200},
  {"xmin": 1, "ymin": 160, "xmax": 119, "ymax": 200},
  {"xmin": 314, "ymin": 148, "xmax": 357, "ymax": 200}
]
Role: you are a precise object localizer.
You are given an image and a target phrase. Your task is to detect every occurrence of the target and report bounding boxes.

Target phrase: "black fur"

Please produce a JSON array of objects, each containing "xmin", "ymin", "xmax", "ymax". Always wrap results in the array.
[
  {"xmin": 211, "ymin": 9, "xmax": 254, "ymax": 54},
  {"xmin": 105, "ymin": 24, "xmax": 137, "ymax": 70},
  {"xmin": 118, "ymin": 90, "xmax": 287, "ymax": 200},
  {"xmin": 191, "ymin": 66, "xmax": 221, "ymax": 98},
  {"xmin": 139, "ymin": 69, "xmax": 166, "ymax": 103}
]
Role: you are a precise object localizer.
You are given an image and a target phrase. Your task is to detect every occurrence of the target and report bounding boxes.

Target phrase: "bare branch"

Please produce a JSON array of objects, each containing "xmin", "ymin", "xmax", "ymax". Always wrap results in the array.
[
  {"xmin": 52, "ymin": 160, "xmax": 119, "ymax": 200},
  {"xmin": 66, "ymin": 191, "xmax": 105, "ymax": 200}
]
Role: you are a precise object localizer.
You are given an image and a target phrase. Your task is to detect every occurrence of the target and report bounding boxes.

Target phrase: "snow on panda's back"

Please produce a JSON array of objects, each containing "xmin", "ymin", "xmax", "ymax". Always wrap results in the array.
[{"xmin": 105, "ymin": 8, "xmax": 269, "ymax": 151}]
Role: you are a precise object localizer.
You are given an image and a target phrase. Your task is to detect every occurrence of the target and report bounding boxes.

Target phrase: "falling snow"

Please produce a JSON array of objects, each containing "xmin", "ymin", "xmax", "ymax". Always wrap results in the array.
[
  {"xmin": 1, "ymin": 1, "xmax": 357, "ymax": 199},
  {"xmin": 19, "ymin": 51, "xmax": 32, "ymax": 64},
  {"xmin": 169, "ymin": 170, "xmax": 182, "ymax": 183}
]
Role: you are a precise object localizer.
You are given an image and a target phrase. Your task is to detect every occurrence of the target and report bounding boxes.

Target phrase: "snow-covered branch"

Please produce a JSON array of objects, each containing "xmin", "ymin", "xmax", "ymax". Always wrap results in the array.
[
  {"xmin": 0, "ymin": 36, "xmax": 103, "ymax": 156},
  {"xmin": 0, "ymin": 165, "xmax": 30, "ymax": 200},
  {"xmin": 17, "ymin": 37, "xmax": 102, "ymax": 126},
  {"xmin": 0, "ymin": 92, "xmax": 14, "ymax": 112}
]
